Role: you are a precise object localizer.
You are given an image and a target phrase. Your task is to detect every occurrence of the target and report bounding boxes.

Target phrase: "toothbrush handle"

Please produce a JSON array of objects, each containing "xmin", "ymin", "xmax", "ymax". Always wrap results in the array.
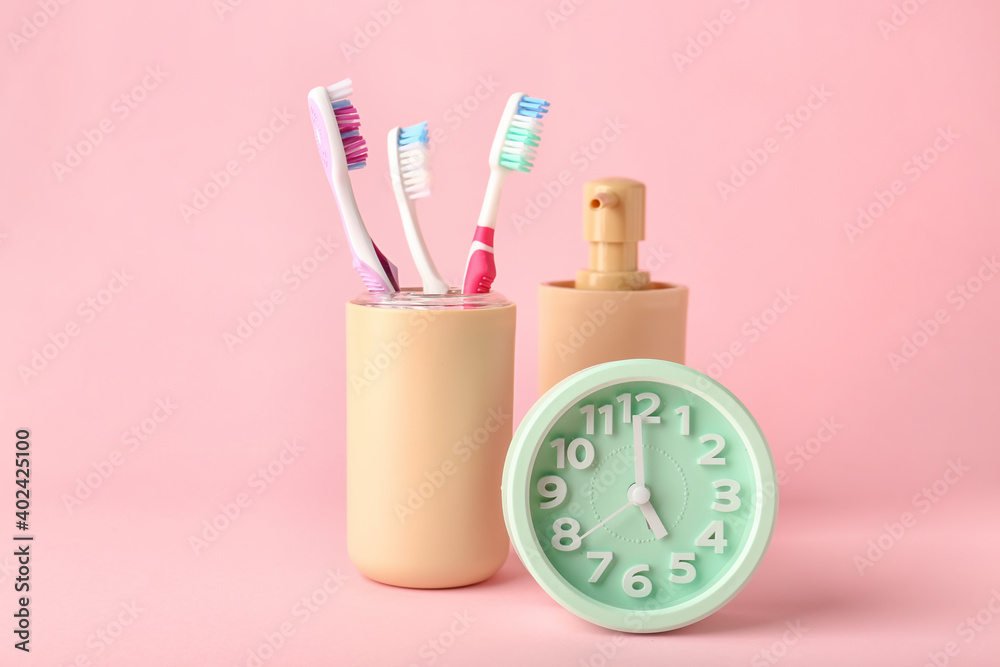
[
  {"xmin": 463, "ymin": 170, "xmax": 506, "ymax": 294},
  {"xmin": 462, "ymin": 229, "xmax": 496, "ymax": 295},
  {"xmin": 332, "ymin": 175, "xmax": 399, "ymax": 293},
  {"xmin": 475, "ymin": 169, "xmax": 506, "ymax": 230},
  {"xmin": 395, "ymin": 193, "xmax": 449, "ymax": 294}
]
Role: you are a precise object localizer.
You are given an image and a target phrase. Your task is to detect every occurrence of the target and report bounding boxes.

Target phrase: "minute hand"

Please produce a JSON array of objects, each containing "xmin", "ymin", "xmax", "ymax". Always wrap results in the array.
[
  {"xmin": 632, "ymin": 415, "xmax": 646, "ymax": 488},
  {"xmin": 630, "ymin": 415, "xmax": 668, "ymax": 539},
  {"xmin": 580, "ymin": 501, "xmax": 632, "ymax": 541}
]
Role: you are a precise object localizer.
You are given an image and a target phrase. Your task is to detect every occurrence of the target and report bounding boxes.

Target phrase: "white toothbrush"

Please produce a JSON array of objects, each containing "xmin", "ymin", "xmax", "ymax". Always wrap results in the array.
[{"xmin": 388, "ymin": 122, "xmax": 449, "ymax": 294}]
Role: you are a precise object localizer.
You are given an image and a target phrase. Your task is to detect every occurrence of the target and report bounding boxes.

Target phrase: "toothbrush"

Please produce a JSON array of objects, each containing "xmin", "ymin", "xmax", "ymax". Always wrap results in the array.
[
  {"xmin": 388, "ymin": 122, "xmax": 449, "ymax": 294},
  {"xmin": 307, "ymin": 78, "xmax": 399, "ymax": 293},
  {"xmin": 462, "ymin": 93, "xmax": 550, "ymax": 294}
]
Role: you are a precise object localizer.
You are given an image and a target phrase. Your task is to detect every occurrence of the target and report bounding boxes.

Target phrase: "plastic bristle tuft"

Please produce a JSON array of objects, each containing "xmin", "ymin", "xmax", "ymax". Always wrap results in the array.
[
  {"xmin": 516, "ymin": 96, "xmax": 550, "ymax": 119},
  {"xmin": 395, "ymin": 122, "xmax": 431, "ymax": 199},
  {"xmin": 497, "ymin": 94, "xmax": 549, "ymax": 173},
  {"xmin": 326, "ymin": 78, "xmax": 353, "ymax": 102},
  {"xmin": 398, "ymin": 121, "xmax": 429, "ymax": 147},
  {"xmin": 334, "ymin": 100, "xmax": 367, "ymax": 168}
]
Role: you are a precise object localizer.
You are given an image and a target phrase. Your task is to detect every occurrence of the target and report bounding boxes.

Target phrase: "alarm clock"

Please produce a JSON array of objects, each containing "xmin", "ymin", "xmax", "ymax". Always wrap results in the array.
[{"xmin": 502, "ymin": 359, "xmax": 777, "ymax": 632}]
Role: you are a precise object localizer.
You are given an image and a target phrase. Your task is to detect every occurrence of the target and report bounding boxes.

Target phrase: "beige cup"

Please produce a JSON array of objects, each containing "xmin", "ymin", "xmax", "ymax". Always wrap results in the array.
[{"xmin": 345, "ymin": 290, "xmax": 516, "ymax": 588}]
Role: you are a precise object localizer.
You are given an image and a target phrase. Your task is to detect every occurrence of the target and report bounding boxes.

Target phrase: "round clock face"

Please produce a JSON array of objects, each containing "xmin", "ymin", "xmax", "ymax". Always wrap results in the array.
[{"xmin": 502, "ymin": 359, "xmax": 777, "ymax": 633}]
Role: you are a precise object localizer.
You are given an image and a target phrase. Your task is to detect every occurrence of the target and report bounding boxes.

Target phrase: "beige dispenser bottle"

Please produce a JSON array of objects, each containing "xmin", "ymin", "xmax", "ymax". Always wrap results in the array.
[{"xmin": 538, "ymin": 177, "xmax": 689, "ymax": 394}]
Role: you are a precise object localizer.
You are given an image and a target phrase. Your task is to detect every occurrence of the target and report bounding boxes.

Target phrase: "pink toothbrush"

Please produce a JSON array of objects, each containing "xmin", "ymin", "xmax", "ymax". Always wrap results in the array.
[{"xmin": 308, "ymin": 78, "xmax": 399, "ymax": 293}]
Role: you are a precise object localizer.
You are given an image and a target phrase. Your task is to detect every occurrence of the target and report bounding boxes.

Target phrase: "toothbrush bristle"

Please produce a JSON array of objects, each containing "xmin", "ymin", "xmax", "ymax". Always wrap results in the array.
[
  {"xmin": 398, "ymin": 121, "xmax": 429, "ymax": 147},
  {"xmin": 325, "ymin": 78, "xmax": 367, "ymax": 170},
  {"xmin": 333, "ymin": 102, "xmax": 367, "ymax": 170},
  {"xmin": 499, "ymin": 94, "xmax": 549, "ymax": 173},
  {"xmin": 397, "ymin": 121, "xmax": 430, "ymax": 199},
  {"xmin": 325, "ymin": 78, "xmax": 353, "ymax": 102}
]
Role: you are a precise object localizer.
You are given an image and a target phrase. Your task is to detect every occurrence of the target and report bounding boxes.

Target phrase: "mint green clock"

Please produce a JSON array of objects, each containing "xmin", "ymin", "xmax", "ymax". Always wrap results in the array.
[{"xmin": 502, "ymin": 359, "xmax": 777, "ymax": 632}]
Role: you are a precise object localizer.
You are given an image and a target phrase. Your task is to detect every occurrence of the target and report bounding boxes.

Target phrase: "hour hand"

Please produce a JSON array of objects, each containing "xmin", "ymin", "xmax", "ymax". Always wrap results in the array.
[
  {"xmin": 638, "ymin": 501, "xmax": 668, "ymax": 539},
  {"xmin": 627, "ymin": 483, "xmax": 668, "ymax": 539}
]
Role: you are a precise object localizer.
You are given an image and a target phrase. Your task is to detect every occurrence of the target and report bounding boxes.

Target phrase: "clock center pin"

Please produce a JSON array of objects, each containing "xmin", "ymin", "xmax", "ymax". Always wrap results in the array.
[{"xmin": 627, "ymin": 484, "xmax": 651, "ymax": 506}]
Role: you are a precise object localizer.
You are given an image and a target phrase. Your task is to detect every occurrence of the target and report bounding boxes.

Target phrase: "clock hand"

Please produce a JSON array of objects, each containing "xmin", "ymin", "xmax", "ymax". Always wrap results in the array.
[
  {"xmin": 631, "ymin": 415, "xmax": 646, "ymax": 488},
  {"xmin": 629, "ymin": 415, "xmax": 668, "ymax": 538},
  {"xmin": 638, "ymin": 501, "xmax": 668, "ymax": 539},
  {"xmin": 626, "ymin": 483, "xmax": 669, "ymax": 538},
  {"xmin": 579, "ymin": 501, "xmax": 632, "ymax": 540}
]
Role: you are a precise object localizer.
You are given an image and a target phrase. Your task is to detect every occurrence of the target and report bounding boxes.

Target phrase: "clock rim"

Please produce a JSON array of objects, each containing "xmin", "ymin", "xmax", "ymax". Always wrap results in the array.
[{"xmin": 502, "ymin": 358, "xmax": 778, "ymax": 633}]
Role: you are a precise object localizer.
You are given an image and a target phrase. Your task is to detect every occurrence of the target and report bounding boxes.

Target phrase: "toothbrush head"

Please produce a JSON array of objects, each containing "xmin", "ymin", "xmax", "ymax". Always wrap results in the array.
[
  {"xmin": 309, "ymin": 78, "xmax": 368, "ymax": 173},
  {"xmin": 492, "ymin": 93, "xmax": 550, "ymax": 173},
  {"xmin": 397, "ymin": 121, "xmax": 431, "ymax": 199},
  {"xmin": 326, "ymin": 80, "xmax": 368, "ymax": 171},
  {"xmin": 332, "ymin": 100, "xmax": 367, "ymax": 171}
]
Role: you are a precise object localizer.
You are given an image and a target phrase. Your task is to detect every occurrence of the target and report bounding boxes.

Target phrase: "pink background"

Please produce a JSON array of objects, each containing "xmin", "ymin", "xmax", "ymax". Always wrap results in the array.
[{"xmin": 3, "ymin": 0, "xmax": 1000, "ymax": 664}]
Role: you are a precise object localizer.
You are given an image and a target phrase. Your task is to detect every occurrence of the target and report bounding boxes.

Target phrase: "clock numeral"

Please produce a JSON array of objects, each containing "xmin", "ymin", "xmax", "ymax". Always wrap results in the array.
[
  {"xmin": 617, "ymin": 393, "xmax": 631, "ymax": 423},
  {"xmin": 668, "ymin": 552, "xmax": 696, "ymax": 584},
  {"xmin": 537, "ymin": 475, "xmax": 567, "ymax": 509},
  {"xmin": 634, "ymin": 393, "xmax": 661, "ymax": 423},
  {"xmin": 697, "ymin": 434, "xmax": 726, "ymax": 465},
  {"xmin": 617, "ymin": 392, "xmax": 662, "ymax": 424},
  {"xmin": 550, "ymin": 437, "xmax": 595, "ymax": 470},
  {"xmin": 587, "ymin": 551, "xmax": 614, "ymax": 583},
  {"xmin": 580, "ymin": 404, "xmax": 614, "ymax": 436},
  {"xmin": 622, "ymin": 564, "xmax": 652, "ymax": 598},
  {"xmin": 696, "ymin": 520, "xmax": 727, "ymax": 554},
  {"xmin": 712, "ymin": 479, "xmax": 741, "ymax": 512},
  {"xmin": 551, "ymin": 517, "xmax": 582, "ymax": 551},
  {"xmin": 675, "ymin": 405, "xmax": 690, "ymax": 436}
]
